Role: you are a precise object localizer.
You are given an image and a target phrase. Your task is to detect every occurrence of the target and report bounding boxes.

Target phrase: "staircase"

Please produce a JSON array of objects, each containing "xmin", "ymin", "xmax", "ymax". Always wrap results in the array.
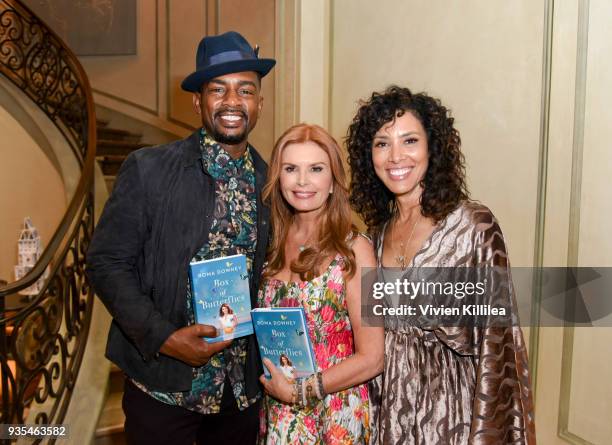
[
  {"xmin": 94, "ymin": 364, "xmax": 127, "ymax": 445},
  {"xmin": 96, "ymin": 118, "xmax": 153, "ymax": 191},
  {"xmin": 1, "ymin": 0, "xmax": 98, "ymax": 436}
]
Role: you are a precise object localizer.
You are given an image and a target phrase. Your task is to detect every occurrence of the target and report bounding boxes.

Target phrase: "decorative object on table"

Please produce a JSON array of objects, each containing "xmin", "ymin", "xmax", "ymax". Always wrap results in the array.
[{"xmin": 14, "ymin": 217, "xmax": 49, "ymax": 298}]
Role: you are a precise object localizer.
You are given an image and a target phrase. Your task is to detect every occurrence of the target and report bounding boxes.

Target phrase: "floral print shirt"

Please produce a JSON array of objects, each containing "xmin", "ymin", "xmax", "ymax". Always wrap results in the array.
[{"xmin": 134, "ymin": 129, "xmax": 258, "ymax": 414}]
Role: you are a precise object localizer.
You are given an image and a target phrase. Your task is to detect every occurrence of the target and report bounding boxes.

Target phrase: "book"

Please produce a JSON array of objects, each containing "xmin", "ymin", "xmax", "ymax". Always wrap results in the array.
[
  {"xmin": 189, "ymin": 254, "xmax": 253, "ymax": 343},
  {"xmin": 251, "ymin": 307, "xmax": 317, "ymax": 380}
]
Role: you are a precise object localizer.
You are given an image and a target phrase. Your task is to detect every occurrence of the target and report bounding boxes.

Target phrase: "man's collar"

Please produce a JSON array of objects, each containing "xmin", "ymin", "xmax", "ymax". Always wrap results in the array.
[
  {"xmin": 182, "ymin": 128, "xmax": 262, "ymax": 170},
  {"xmin": 181, "ymin": 131, "xmax": 202, "ymax": 168},
  {"xmin": 200, "ymin": 129, "xmax": 251, "ymax": 164}
]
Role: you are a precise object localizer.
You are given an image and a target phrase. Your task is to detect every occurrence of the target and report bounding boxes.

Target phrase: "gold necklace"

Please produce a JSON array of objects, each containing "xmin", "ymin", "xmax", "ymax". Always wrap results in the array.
[{"xmin": 392, "ymin": 215, "xmax": 420, "ymax": 270}]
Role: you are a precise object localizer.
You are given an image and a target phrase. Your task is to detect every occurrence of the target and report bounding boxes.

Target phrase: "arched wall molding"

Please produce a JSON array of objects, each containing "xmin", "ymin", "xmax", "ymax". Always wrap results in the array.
[
  {"xmin": 0, "ymin": 81, "xmax": 62, "ymax": 185},
  {"xmin": 0, "ymin": 79, "xmax": 79, "ymax": 201}
]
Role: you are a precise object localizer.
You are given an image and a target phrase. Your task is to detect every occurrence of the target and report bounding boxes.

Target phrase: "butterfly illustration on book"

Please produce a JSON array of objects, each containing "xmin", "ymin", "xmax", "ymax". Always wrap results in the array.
[
  {"xmin": 295, "ymin": 329, "xmax": 304, "ymax": 336},
  {"xmin": 240, "ymin": 273, "xmax": 248, "ymax": 280},
  {"xmin": 280, "ymin": 314, "xmax": 288, "ymax": 320},
  {"xmin": 226, "ymin": 261, "xmax": 233, "ymax": 267},
  {"xmin": 198, "ymin": 299, "xmax": 206, "ymax": 310}
]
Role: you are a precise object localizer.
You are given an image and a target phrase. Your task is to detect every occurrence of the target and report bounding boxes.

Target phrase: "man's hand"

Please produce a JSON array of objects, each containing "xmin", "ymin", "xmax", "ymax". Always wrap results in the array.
[{"xmin": 159, "ymin": 324, "xmax": 232, "ymax": 366}]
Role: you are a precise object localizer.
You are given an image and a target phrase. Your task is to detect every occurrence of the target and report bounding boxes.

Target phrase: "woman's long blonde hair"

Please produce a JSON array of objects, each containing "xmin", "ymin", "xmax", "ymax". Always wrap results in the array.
[{"xmin": 263, "ymin": 124, "xmax": 356, "ymax": 281}]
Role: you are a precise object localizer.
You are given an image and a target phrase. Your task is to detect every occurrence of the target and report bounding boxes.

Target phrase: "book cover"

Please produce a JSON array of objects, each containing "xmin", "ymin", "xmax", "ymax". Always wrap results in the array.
[
  {"xmin": 251, "ymin": 307, "xmax": 317, "ymax": 380},
  {"xmin": 189, "ymin": 254, "xmax": 253, "ymax": 343}
]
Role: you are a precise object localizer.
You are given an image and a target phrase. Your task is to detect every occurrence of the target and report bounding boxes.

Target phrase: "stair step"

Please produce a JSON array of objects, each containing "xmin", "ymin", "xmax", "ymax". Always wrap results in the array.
[
  {"xmin": 108, "ymin": 365, "xmax": 124, "ymax": 394},
  {"xmin": 104, "ymin": 176, "xmax": 116, "ymax": 193},
  {"xmin": 95, "ymin": 390, "xmax": 125, "ymax": 436},
  {"xmin": 97, "ymin": 127, "xmax": 143, "ymax": 143},
  {"xmin": 97, "ymin": 139, "xmax": 150, "ymax": 157},
  {"xmin": 96, "ymin": 118, "xmax": 110, "ymax": 128},
  {"xmin": 93, "ymin": 364, "xmax": 126, "ymax": 443},
  {"xmin": 97, "ymin": 156, "xmax": 126, "ymax": 176},
  {"xmin": 94, "ymin": 432, "xmax": 127, "ymax": 445}
]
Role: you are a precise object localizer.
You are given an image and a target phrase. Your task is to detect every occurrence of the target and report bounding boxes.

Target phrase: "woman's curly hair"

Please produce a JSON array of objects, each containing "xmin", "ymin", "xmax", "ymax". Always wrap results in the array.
[{"xmin": 346, "ymin": 86, "xmax": 468, "ymax": 234}]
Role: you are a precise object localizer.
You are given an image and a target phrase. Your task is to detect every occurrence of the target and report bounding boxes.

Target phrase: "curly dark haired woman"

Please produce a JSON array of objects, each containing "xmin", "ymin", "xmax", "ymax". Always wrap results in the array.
[
  {"xmin": 347, "ymin": 86, "xmax": 536, "ymax": 444},
  {"xmin": 348, "ymin": 86, "xmax": 468, "ymax": 234}
]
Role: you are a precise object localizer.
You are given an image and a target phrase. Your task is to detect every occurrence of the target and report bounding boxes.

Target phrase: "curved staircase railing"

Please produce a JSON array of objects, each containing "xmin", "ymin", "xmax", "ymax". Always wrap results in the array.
[{"xmin": 0, "ymin": 0, "xmax": 96, "ymax": 430}]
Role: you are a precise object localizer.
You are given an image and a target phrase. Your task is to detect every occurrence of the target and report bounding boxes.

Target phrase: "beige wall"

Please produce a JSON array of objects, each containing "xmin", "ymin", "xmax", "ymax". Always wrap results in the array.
[
  {"xmin": 80, "ymin": 0, "xmax": 158, "ymax": 115},
  {"xmin": 0, "ymin": 77, "xmax": 79, "ymax": 287},
  {"xmin": 80, "ymin": 0, "xmax": 279, "ymax": 158},
  {"xmin": 296, "ymin": 1, "xmax": 612, "ymax": 443},
  {"xmin": 298, "ymin": 0, "xmax": 329, "ymax": 127},
  {"xmin": 0, "ymin": 105, "xmax": 66, "ymax": 284},
  {"xmin": 536, "ymin": 1, "xmax": 612, "ymax": 443},
  {"xmin": 329, "ymin": 0, "xmax": 544, "ymax": 267},
  {"xmin": 297, "ymin": 0, "xmax": 545, "ymax": 264}
]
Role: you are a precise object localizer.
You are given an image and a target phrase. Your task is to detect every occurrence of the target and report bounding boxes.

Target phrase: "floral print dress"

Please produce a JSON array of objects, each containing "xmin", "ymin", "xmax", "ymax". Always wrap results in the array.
[{"xmin": 258, "ymin": 254, "xmax": 371, "ymax": 445}]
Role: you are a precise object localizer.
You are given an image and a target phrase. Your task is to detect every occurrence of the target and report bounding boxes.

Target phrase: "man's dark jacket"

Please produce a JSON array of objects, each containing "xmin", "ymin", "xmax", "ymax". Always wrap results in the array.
[{"xmin": 86, "ymin": 131, "xmax": 269, "ymax": 397}]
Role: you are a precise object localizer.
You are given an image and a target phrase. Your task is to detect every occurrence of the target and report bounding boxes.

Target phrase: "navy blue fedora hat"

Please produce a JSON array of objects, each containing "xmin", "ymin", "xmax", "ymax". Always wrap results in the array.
[{"xmin": 181, "ymin": 31, "xmax": 276, "ymax": 92}]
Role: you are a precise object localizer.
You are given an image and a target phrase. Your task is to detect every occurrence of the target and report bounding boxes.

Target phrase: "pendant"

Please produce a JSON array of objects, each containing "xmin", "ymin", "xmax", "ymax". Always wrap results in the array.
[{"xmin": 394, "ymin": 255, "xmax": 406, "ymax": 270}]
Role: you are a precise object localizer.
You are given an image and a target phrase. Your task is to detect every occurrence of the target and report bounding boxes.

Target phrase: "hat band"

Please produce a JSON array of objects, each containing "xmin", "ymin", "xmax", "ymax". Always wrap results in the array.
[{"xmin": 207, "ymin": 50, "xmax": 255, "ymax": 66}]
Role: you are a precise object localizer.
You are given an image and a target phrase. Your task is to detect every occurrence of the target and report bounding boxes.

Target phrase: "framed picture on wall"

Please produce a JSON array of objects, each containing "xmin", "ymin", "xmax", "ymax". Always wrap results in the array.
[{"xmin": 23, "ymin": 0, "xmax": 137, "ymax": 56}]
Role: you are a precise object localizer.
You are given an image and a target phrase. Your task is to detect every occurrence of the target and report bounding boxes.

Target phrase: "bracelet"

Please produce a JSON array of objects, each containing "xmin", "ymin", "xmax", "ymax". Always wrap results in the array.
[
  {"xmin": 315, "ymin": 371, "xmax": 326, "ymax": 399},
  {"xmin": 294, "ymin": 378, "xmax": 304, "ymax": 407},
  {"xmin": 301, "ymin": 377, "xmax": 308, "ymax": 406},
  {"xmin": 290, "ymin": 382, "xmax": 298, "ymax": 404},
  {"xmin": 294, "ymin": 373, "xmax": 326, "ymax": 407},
  {"xmin": 305, "ymin": 375, "xmax": 315, "ymax": 403},
  {"xmin": 307, "ymin": 372, "xmax": 325, "ymax": 401}
]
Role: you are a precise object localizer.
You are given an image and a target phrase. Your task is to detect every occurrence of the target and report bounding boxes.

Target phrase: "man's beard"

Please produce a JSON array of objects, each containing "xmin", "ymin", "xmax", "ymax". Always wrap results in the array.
[
  {"xmin": 210, "ymin": 126, "xmax": 248, "ymax": 145},
  {"xmin": 210, "ymin": 108, "xmax": 249, "ymax": 145}
]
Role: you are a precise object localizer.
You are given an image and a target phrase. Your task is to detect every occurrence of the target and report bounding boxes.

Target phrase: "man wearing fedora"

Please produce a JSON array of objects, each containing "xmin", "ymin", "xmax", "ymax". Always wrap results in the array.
[{"xmin": 87, "ymin": 31, "xmax": 275, "ymax": 444}]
